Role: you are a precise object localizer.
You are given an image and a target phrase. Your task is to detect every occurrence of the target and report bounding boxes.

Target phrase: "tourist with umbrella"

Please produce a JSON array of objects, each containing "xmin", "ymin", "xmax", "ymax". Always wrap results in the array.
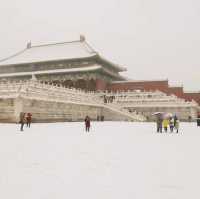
[
  {"xmin": 162, "ymin": 118, "xmax": 169, "ymax": 132},
  {"xmin": 174, "ymin": 114, "xmax": 178, "ymax": 127},
  {"xmin": 152, "ymin": 112, "xmax": 164, "ymax": 133},
  {"xmin": 169, "ymin": 117, "xmax": 174, "ymax": 133},
  {"xmin": 175, "ymin": 119, "xmax": 180, "ymax": 133},
  {"xmin": 163, "ymin": 113, "xmax": 174, "ymax": 133}
]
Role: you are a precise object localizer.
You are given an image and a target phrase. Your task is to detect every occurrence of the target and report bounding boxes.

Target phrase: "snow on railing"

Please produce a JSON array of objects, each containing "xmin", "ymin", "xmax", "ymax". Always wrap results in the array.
[
  {"xmin": 0, "ymin": 80, "xmax": 147, "ymax": 121},
  {"xmin": 96, "ymin": 90, "xmax": 198, "ymax": 107}
]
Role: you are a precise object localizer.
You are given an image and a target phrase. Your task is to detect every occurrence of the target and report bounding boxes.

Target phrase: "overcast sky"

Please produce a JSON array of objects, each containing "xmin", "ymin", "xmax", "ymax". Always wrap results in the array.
[{"xmin": 0, "ymin": 0, "xmax": 199, "ymax": 90}]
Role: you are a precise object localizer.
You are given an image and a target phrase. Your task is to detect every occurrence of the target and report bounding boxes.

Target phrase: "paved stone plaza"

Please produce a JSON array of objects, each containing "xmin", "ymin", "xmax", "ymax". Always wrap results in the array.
[{"xmin": 0, "ymin": 122, "xmax": 199, "ymax": 199}]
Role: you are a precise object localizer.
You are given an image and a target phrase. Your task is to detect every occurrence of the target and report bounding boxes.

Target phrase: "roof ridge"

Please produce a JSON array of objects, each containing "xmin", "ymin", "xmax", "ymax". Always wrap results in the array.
[
  {"xmin": 0, "ymin": 48, "xmax": 27, "ymax": 63},
  {"xmin": 83, "ymin": 41, "xmax": 98, "ymax": 54},
  {"xmin": 31, "ymin": 40, "xmax": 82, "ymax": 48}
]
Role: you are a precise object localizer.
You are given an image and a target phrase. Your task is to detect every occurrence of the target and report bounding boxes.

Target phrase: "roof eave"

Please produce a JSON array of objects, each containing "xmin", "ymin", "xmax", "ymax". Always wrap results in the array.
[
  {"xmin": 0, "ymin": 65, "xmax": 102, "ymax": 78},
  {"xmin": 0, "ymin": 54, "xmax": 98, "ymax": 68},
  {"xmin": 100, "ymin": 68, "xmax": 127, "ymax": 80},
  {"xmin": 96, "ymin": 55, "xmax": 126, "ymax": 72}
]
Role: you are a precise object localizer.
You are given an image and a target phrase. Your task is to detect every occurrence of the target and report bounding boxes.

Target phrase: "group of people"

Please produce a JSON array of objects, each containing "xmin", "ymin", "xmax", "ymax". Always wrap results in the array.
[
  {"xmin": 19, "ymin": 112, "xmax": 32, "ymax": 131},
  {"xmin": 19, "ymin": 113, "xmax": 90, "ymax": 132},
  {"xmin": 157, "ymin": 115, "xmax": 179, "ymax": 133},
  {"xmin": 103, "ymin": 95, "xmax": 115, "ymax": 103},
  {"xmin": 18, "ymin": 112, "xmax": 199, "ymax": 133},
  {"xmin": 97, "ymin": 115, "xmax": 104, "ymax": 121}
]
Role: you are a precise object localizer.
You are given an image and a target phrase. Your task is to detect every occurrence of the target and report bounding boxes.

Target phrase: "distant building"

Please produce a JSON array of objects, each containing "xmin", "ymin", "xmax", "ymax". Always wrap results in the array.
[
  {"xmin": 100, "ymin": 90, "xmax": 198, "ymax": 121},
  {"xmin": 109, "ymin": 80, "xmax": 200, "ymax": 105}
]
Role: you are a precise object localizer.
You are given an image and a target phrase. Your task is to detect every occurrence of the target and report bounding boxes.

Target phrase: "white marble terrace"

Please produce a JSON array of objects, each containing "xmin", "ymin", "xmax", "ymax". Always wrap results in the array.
[
  {"xmin": 97, "ymin": 90, "xmax": 199, "ymax": 120},
  {"xmin": 0, "ymin": 80, "xmax": 146, "ymax": 122},
  {"xmin": 1, "ymin": 80, "xmax": 198, "ymax": 122},
  {"xmin": 98, "ymin": 90, "xmax": 198, "ymax": 107}
]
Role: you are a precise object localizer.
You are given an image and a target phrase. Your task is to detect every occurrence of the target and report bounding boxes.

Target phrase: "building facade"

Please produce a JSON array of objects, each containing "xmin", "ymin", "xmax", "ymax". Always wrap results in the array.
[
  {"xmin": 0, "ymin": 37, "xmax": 199, "ymax": 121},
  {"xmin": 109, "ymin": 80, "xmax": 200, "ymax": 106},
  {"xmin": 99, "ymin": 90, "xmax": 198, "ymax": 121},
  {"xmin": 0, "ymin": 36, "xmax": 126, "ymax": 91}
]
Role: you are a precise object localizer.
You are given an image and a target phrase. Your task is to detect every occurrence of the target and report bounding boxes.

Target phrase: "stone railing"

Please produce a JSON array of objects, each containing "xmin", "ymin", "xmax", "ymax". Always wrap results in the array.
[
  {"xmin": 114, "ymin": 100, "xmax": 197, "ymax": 107},
  {"xmin": 19, "ymin": 81, "xmax": 102, "ymax": 106},
  {"xmin": 96, "ymin": 90, "xmax": 198, "ymax": 107},
  {"xmin": 98, "ymin": 90, "xmax": 167, "ymax": 97},
  {"xmin": 0, "ymin": 80, "xmax": 146, "ymax": 122}
]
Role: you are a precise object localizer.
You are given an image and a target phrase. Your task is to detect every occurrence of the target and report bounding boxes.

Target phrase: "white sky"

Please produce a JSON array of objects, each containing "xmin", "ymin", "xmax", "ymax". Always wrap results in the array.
[{"xmin": 0, "ymin": 0, "xmax": 199, "ymax": 91}]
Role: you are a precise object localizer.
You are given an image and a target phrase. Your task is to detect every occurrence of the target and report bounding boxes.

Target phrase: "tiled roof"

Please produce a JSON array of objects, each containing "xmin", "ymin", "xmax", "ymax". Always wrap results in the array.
[
  {"xmin": 0, "ymin": 65, "xmax": 125, "ymax": 80},
  {"xmin": 0, "ymin": 65, "xmax": 102, "ymax": 77},
  {"xmin": 0, "ymin": 40, "xmax": 96, "ymax": 66},
  {"xmin": 0, "ymin": 39, "xmax": 126, "ymax": 72}
]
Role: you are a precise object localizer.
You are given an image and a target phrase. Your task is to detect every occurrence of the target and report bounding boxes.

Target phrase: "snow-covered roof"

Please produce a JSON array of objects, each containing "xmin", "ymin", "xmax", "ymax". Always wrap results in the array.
[
  {"xmin": 0, "ymin": 40, "xmax": 96, "ymax": 66},
  {"xmin": 0, "ymin": 65, "xmax": 102, "ymax": 77},
  {"xmin": 0, "ymin": 38, "xmax": 126, "ymax": 72},
  {"xmin": 0, "ymin": 65, "xmax": 125, "ymax": 80}
]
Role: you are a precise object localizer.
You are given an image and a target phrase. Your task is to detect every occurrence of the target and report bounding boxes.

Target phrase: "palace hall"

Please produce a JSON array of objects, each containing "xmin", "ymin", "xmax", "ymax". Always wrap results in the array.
[{"xmin": 0, "ymin": 36, "xmax": 199, "ymax": 105}]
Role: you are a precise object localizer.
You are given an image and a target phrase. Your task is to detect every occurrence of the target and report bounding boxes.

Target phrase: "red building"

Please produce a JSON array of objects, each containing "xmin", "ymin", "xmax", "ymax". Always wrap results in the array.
[{"xmin": 109, "ymin": 80, "xmax": 200, "ymax": 105}]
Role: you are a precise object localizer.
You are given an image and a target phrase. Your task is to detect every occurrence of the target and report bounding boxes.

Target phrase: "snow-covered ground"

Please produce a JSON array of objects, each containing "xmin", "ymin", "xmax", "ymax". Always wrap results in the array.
[{"xmin": 0, "ymin": 122, "xmax": 199, "ymax": 199}]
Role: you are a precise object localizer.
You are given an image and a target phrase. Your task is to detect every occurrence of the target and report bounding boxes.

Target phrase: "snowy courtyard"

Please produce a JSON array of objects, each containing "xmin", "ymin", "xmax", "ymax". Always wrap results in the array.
[{"xmin": 0, "ymin": 122, "xmax": 199, "ymax": 199}]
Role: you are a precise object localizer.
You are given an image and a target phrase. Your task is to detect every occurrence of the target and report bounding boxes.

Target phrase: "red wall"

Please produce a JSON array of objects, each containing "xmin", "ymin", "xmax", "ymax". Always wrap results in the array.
[
  {"xmin": 109, "ymin": 80, "xmax": 169, "ymax": 92},
  {"xmin": 96, "ymin": 79, "xmax": 107, "ymax": 90},
  {"xmin": 183, "ymin": 93, "xmax": 200, "ymax": 105},
  {"xmin": 167, "ymin": 87, "xmax": 184, "ymax": 98},
  {"xmin": 108, "ymin": 80, "xmax": 200, "ymax": 105}
]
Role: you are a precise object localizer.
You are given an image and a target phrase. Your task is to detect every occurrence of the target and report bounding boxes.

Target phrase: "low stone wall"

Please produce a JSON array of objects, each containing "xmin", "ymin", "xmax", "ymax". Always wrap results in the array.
[
  {"xmin": 0, "ymin": 98, "xmax": 16, "ymax": 122},
  {"xmin": 22, "ymin": 98, "xmax": 102, "ymax": 122},
  {"xmin": 0, "ymin": 96, "xmax": 136, "ymax": 123},
  {"xmin": 0, "ymin": 80, "xmax": 146, "ymax": 122}
]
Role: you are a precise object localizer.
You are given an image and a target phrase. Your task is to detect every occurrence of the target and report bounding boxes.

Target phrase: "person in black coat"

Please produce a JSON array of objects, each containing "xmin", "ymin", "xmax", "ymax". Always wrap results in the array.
[
  {"xmin": 19, "ymin": 112, "xmax": 26, "ymax": 131},
  {"xmin": 197, "ymin": 112, "xmax": 200, "ymax": 127},
  {"xmin": 174, "ymin": 114, "xmax": 178, "ymax": 126},
  {"xmin": 156, "ymin": 117, "xmax": 163, "ymax": 133}
]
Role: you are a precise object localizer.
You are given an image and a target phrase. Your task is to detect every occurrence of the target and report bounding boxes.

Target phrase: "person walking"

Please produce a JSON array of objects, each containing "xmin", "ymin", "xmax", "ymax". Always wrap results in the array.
[
  {"xmin": 19, "ymin": 112, "xmax": 26, "ymax": 131},
  {"xmin": 169, "ymin": 117, "xmax": 174, "ymax": 133},
  {"xmin": 85, "ymin": 116, "xmax": 91, "ymax": 132},
  {"xmin": 197, "ymin": 112, "xmax": 200, "ymax": 127},
  {"xmin": 174, "ymin": 114, "xmax": 178, "ymax": 127},
  {"xmin": 163, "ymin": 118, "xmax": 169, "ymax": 133},
  {"xmin": 26, "ymin": 112, "xmax": 32, "ymax": 128},
  {"xmin": 175, "ymin": 119, "xmax": 180, "ymax": 133},
  {"xmin": 156, "ymin": 117, "xmax": 163, "ymax": 133}
]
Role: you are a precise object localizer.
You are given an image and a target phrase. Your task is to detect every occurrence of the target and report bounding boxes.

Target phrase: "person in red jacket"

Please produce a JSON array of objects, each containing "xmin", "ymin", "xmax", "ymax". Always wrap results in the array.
[
  {"xmin": 85, "ymin": 116, "xmax": 91, "ymax": 132},
  {"xmin": 26, "ymin": 112, "xmax": 32, "ymax": 128}
]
